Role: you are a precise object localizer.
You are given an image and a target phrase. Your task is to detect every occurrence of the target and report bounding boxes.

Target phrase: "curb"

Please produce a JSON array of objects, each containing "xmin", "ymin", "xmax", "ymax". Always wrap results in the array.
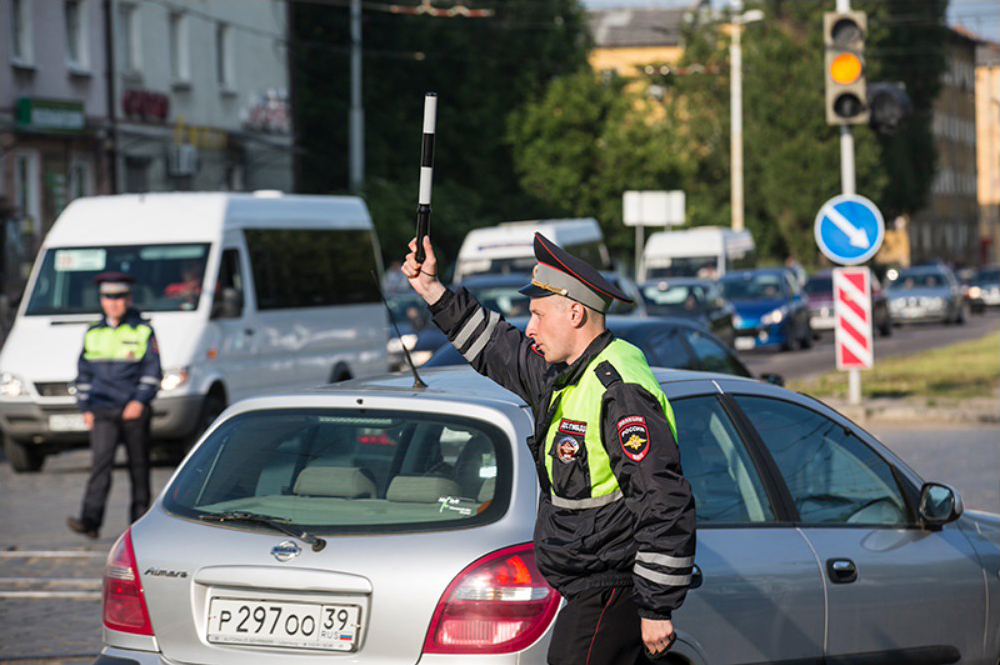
[{"xmin": 824, "ymin": 399, "xmax": 1000, "ymax": 426}]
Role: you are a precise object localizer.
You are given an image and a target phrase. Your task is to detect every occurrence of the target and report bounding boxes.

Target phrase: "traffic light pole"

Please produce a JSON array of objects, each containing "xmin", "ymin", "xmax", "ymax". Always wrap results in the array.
[{"xmin": 837, "ymin": 0, "xmax": 863, "ymax": 406}]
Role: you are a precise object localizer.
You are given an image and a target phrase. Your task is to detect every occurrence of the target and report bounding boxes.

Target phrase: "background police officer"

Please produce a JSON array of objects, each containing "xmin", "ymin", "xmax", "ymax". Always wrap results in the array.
[
  {"xmin": 404, "ymin": 234, "xmax": 696, "ymax": 664},
  {"xmin": 67, "ymin": 272, "xmax": 162, "ymax": 539}
]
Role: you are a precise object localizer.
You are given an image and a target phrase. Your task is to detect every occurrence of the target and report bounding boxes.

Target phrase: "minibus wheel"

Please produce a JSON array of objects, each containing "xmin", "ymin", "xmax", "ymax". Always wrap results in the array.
[{"xmin": 4, "ymin": 434, "xmax": 45, "ymax": 473}]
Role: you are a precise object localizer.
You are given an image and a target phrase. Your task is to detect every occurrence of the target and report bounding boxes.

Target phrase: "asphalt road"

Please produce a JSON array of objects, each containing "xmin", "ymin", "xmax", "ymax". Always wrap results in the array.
[
  {"xmin": 741, "ymin": 309, "xmax": 1000, "ymax": 382},
  {"xmin": 2, "ymin": 424, "xmax": 997, "ymax": 663}
]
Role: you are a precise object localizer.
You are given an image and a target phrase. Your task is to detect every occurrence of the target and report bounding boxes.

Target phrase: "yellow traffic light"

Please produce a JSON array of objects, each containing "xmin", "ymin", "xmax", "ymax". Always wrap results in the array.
[
  {"xmin": 830, "ymin": 53, "xmax": 863, "ymax": 85},
  {"xmin": 824, "ymin": 11, "xmax": 868, "ymax": 125}
]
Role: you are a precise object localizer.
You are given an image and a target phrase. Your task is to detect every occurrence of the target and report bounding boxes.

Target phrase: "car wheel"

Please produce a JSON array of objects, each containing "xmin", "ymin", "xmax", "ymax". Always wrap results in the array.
[
  {"xmin": 3, "ymin": 434, "xmax": 45, "ymax": 473},
  {"xmin": 799, "ymin": 323, "xmax": 813, "ymax": 349},
  {"xmin": 879, "ymin": 317, "xmax": 892, "ymax": 337}
]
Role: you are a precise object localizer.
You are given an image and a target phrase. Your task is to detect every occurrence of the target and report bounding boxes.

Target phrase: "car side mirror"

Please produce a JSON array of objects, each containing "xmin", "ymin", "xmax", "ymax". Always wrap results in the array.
[
  {"xmin": 918, "ymin": 482, "xmax": 963, "ymax": 528},
  {"xmin": 759, "ymin": 372, "xmax": 785, "ymax": 386},
  {"xmin": 211, "ymin": 287, "xmax": 244, "ymax": 319}
]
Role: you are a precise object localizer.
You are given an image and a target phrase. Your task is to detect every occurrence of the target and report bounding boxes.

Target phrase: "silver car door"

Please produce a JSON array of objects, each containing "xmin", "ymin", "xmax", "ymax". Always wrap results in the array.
[
  {"xmin": 660, "ymin": 381, "xmax": 825, "ymax": 665},
  {"xmin": 730, "ymin": 390, "xmax": 987, "ymax": 664}
]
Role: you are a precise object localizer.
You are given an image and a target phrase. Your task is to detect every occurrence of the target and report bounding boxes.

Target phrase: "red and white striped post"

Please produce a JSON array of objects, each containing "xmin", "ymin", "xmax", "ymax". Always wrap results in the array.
[{"xmin": 833, "ymin": 267, "xmax": 873, "ymax": 403}]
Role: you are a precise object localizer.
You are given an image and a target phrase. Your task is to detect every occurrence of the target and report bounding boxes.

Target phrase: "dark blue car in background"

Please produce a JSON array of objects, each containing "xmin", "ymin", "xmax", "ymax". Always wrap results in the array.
[{"xmin": 721, "ymin": 268, "xmax": 812, "ymax": 352}]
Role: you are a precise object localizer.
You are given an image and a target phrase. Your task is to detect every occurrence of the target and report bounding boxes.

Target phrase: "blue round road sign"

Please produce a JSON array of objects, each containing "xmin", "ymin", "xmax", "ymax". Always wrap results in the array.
[{"xmin": 814, "ymin": 194, "xmax": 885, "ymax": 266}]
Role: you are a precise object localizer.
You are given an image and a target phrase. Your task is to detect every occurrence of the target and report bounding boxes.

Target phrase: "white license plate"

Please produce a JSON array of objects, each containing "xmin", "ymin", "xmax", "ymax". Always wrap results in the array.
[
  {"xmin": 902, "ymin": 307, "xmax": 925, "ymax": 318},
  {"xmin": 48, "ymin": 413, "xmax": 88, "ymax": 432},
  {"xmin": 734, "ymin": 337, "xmax": 756, "ymax": 350},
  {"xmin": 208, "ymin": 598, "xmax": 361, "ymax": 652}
]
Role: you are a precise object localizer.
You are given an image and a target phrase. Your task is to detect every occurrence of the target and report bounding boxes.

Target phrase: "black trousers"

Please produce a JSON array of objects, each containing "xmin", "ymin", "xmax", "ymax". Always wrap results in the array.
[
  {"xmin": 80, "ymin": 405, "xmax": 151, "ymax": 528},
  {"xmin": 547, "ymin": 585, "xmax": 643, "ymax": 665}
]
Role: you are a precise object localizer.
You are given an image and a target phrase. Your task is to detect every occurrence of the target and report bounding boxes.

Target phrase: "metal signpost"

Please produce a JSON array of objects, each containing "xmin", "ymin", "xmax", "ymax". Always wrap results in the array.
[{"xmin": 814, "ymin": 193, "xmax": 884, "ymax": 404}]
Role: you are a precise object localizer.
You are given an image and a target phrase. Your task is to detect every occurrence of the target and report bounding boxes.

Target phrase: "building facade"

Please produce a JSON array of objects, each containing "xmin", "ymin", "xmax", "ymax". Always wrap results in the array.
[
  {"xmin": 907, "ymin": 29, "xmax": 981, "ymax": 267},
  {"xmin": 1, "ymin": 0, "xmax": 293, "ymax": 312},
  {"xmin": 975, "ymin": 41, "xmax": 999, "ymax": 265}
]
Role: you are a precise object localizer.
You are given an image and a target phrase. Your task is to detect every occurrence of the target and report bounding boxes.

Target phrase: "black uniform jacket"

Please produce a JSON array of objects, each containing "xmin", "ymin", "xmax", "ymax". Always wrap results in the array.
[{"xmin": 430, "ymin": 287, "xmax": 696, "ymax": 620}]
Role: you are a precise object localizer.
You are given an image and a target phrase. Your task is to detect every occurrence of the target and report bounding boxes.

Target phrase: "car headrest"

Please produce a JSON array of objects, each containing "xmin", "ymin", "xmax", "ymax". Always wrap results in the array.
[
  {"xmin": 386, "ymin": 475, "xmax": 462, "ymax": 503},
  {"xmin": 477, "ymin": 477, "xmax": 496, "ymax": 503},
  {"xmin": 293, "ymin": 466, "xmax": 376, "ymax": 498}
]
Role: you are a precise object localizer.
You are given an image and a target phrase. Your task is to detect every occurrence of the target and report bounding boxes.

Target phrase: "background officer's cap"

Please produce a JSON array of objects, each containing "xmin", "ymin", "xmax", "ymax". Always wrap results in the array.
[
  {"xmin": 518, "ymin": 233, "xmax": 632, "ymax": 313},
  {"xmin": 94, "ymin": 271, "xmax": 134, "ymax": 296}
]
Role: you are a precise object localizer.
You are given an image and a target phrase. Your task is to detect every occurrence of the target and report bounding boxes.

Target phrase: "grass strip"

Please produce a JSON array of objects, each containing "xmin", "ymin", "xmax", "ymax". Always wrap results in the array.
[{"xmin": 790, "ymin": 332, "xmax": 1000, "ymax": 402}]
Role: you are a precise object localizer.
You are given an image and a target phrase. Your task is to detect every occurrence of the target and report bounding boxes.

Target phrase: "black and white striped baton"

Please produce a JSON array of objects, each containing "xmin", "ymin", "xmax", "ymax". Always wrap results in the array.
[{"xmin": 415, "ymin": 92, "xmax": 437, "ymax": 263}]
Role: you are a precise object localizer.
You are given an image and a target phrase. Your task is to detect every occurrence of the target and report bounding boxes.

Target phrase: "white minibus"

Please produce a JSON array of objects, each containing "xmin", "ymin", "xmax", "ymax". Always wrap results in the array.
[
  {"xmin": 453, "ymin": 218, "xmax": 610, "ymax": 283},
  {"xmin": 640, "ymin": 226, "xmax": 756, "ymax": 281},
  {"xmin": 0, "ymin": 192, "xmax": 387, "ymax": 471}
]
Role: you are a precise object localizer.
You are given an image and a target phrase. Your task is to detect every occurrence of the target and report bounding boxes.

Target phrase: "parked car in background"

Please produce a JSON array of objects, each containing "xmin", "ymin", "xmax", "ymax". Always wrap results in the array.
[
  {"xmin": 94, "ymin": 366, "xmax": 999, "ymax": 665},
  {"xmin": 720, "ymin": 268, "xmax": 812, "ymax": 352},
  {"xmin": 885, "ymin": 265, "xmax": 966, "ymax": 325},
  {"xmin": 385, "ymin": 291, "xmax": 448, "ymax": 371},
  {"xmin": 458, "ymin": 272, "xmax": 647, "ymax": 318},
  {"xmin": 638, "ymin": 278, "xmax": 736, "ymax": 347},
  {"xmin": 804, "ymin": 269, "xmax": 892, "ymax": 338},
  {"xmin": 423, "ymin": 315, "xmax": 781, "ymax": 385},
  {"xmin": 967, "ymin": 266, "xmax": 1000, "ymax": 313}
]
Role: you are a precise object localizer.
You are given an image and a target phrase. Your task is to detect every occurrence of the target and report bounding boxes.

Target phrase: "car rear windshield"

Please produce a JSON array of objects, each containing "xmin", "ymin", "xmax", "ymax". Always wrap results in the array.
[
  {"xmin": 163, "ymin": 408, "xmax": 512, "ymax": 534},
  {"xmin": 889, "ymin": 270, "xmax": 944, "ymax": 289},
  {"xmin": 803, "ymin": 277, "xmax": 832, "ymax": 295}
]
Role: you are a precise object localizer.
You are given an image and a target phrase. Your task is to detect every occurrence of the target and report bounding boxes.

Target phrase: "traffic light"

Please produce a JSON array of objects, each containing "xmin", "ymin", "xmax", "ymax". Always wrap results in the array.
[{"xmin": 824, "ymin": 11, "xmax": 868, "ymax": 125}]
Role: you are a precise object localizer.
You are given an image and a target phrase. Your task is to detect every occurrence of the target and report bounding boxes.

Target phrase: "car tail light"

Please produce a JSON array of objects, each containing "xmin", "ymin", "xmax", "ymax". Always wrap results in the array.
[
  {"xmin": 103, "ymin": 528, "xmax": 154, "ymax": 635},
  {"xmin": 422, "ymin": 542, "xmax": 560, "ymax": 654}
]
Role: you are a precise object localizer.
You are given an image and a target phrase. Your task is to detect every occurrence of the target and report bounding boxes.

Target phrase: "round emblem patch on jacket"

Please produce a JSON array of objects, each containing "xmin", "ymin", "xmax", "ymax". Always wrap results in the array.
[
  {"xmin": 617, "ymin": 415, "xmax": 650, "ymax": 461},
  {"xmin": 557, "ymin": 435, "xmax": 580, "ymax": 462}
]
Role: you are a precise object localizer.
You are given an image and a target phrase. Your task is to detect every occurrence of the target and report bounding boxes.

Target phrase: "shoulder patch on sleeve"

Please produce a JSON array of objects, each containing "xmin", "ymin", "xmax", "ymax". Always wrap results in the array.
[{"xmin": 617, "ymin": 415, "xmax": 650, "ymax": 461}]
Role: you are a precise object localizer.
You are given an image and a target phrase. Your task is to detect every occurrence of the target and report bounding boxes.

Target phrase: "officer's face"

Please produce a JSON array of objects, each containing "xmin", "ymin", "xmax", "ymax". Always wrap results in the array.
[
  {"xmin": 525, "ymin": 296, "xmax": 574, "ymax": 364},
  {"xmin": 100, "ymin": 292, "xmax": 131, "ymax": 320}
]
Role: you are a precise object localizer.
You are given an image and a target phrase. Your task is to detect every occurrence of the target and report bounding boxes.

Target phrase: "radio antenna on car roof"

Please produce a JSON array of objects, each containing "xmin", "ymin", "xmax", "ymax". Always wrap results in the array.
[{"xmin": 371, "ymin": 271, "xmax": 428, "ymax": 389}]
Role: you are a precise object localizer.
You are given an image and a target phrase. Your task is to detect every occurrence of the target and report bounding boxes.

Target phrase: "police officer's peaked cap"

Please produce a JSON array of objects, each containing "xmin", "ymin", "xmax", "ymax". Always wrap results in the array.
[
  {"xmin": 94, "ymin": 271, "xmax": 134, "ymax": 295},
  {"xmin": 518, "ymin": 233, "xmax": 632, "ymax": 313}
]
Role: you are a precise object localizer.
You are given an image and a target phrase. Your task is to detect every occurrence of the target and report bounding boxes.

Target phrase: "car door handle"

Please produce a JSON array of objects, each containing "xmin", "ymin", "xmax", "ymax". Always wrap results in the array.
[{"xmin": 826, "ymin": 558, "xmax": 857, "ymax": 584}]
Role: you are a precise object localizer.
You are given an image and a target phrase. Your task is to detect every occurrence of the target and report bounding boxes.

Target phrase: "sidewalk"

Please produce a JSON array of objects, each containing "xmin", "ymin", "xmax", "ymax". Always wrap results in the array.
[{"xmin": 821, "ymin": 394, "xmax": 1000, "ymax": 426}]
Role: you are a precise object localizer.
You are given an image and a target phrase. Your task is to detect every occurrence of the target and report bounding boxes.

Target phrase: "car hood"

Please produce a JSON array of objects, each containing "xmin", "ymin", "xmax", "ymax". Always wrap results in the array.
[
  {"xmin": 886, "ymin": 287, "xmax": 951, "ymax": 299},
  {"xmin": 731, "ymin": 299, "xmax": 787, "ymax": 320}
]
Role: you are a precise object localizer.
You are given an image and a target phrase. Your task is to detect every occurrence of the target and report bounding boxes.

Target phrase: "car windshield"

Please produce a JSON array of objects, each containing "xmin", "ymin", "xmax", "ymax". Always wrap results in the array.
[
  {"xmin": 721, "ymin": 273, "xmax": 784, "ymax": 301},
  {"xmin": 646, "ymin": 256, "xmax": 718, "ymax": 279},
  {"xmin": 976, "ymin": 268, "xmax": 999, "ymax": 285},
  {"xmin": 803, "ymin": 277, "xmax": 832, "ymax": 295},
  {"xmin": 25, "ymin": 244, "xmax": 210, "ymax": 315},
  {"xmin": 641, "ymin": 283, "xmax": 704, "ymax": 311},
  {"xmin": 163, "ymin": 408, "xmax": 510, "ymax": 534},
  {"xmin": 387, "ymin": 292, "xmax": 430, "ymax": 329},
  {"xmin": 465, "ymin": 283, "xmax": 531, "ymax": 318},
  {"xmin": 889, "ymin": 270, "xmax": 945, "ymax": 290}
]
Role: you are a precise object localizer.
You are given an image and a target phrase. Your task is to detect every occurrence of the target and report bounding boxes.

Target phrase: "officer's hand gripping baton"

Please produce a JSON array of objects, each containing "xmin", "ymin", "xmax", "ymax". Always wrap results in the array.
[{"xmin": 415, "ymin": 92, "xmax": 437, "ymax": 264}]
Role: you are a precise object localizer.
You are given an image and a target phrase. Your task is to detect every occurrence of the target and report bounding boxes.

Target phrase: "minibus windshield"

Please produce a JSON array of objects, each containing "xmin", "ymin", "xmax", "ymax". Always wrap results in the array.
[{"xmin": 25, "ymin": 244, "xmax": 210, "ymax": 315}]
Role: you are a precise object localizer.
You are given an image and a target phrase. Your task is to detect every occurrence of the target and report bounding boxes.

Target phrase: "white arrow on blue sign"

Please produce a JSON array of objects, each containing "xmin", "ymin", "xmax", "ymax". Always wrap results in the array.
[{"xmin": 813, "ymin": 194, "xmax": 885, "ymax": 266}]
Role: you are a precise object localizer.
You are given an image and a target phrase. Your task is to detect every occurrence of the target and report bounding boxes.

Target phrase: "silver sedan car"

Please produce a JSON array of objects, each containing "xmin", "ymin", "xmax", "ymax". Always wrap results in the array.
[{"xmin": 94, "ymin": 367, "xmax": 999, "ymax": 665}]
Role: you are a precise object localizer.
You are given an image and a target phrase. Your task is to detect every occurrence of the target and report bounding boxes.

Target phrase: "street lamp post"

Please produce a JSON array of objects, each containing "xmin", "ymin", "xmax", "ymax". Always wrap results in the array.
[{"xmin": 730, "ymin": 2, "xmax": 763, "ymax": 232}]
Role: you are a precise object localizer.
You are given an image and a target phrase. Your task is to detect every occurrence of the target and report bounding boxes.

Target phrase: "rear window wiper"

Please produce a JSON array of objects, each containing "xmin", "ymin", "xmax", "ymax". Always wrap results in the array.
[{"xmin": 199, "ymin": 510, "xmax": 327, "ymax": 552}]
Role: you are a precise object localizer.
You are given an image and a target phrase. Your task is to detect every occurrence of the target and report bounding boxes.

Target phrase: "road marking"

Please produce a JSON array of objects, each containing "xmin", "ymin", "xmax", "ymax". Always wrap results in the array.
[
  {"xmin": 0, "ymin": 551, "xmax": 105, "ymax": 559},
  {"xmin": 0, "ymin": 591, "xmax": 101, "ymax": 600}
]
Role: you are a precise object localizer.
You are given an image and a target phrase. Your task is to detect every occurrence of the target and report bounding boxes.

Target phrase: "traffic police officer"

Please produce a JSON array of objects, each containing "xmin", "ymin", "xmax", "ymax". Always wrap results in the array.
[
  {"xmin": 67, "ymin": 272, "xmax": 162, "ymax": 539},
  {"xmin": 404, "ymin": 234, "xmax": 695, "ymax": 664}
]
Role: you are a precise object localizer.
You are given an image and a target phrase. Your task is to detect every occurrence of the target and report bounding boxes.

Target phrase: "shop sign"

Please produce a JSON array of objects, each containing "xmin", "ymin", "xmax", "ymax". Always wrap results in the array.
[
  {"xmin": 173, "ymin": 115, "xmax": 227, "ymax": 150},
  {"xmin": 122, "ymin": 89, "xmax": 170, "ymax": 122},
  {"xmin": 16, "ymin": 98, "xmax": 85, "ymax": 132},
  {"xmin": 242, "ymin": 88, "xmax": 290, "ymax": 134}
]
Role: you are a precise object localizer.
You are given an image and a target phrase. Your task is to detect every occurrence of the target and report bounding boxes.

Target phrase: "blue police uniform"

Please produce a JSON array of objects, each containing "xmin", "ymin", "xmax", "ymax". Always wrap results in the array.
[{"xmin": 68, "ymin": 273, "xmax": 162, "ymax": 538}]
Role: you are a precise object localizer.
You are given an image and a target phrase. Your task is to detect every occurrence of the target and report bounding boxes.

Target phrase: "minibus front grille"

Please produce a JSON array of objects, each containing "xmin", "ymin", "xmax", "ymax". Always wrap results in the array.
[{"xmin": 35, "ymin": 383, "xmax": 75, "ymax": 398}]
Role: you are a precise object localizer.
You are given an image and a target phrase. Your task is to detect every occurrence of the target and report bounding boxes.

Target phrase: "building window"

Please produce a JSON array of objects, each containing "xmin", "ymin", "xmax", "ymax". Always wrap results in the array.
[
  {"xmin": 69, "ymin": 158, "xmax": 92, "ymax": 201},
  {"xmin": 216, "ymin": 22, "xmax": 235, "ymax": 92},
  {"xmin": 65, "ymin": 0, "xmax": 90, "ymax": 72},
  {"xmin": 119, "ymin": 2, "xmax": 141, "ymax": 74},
  {"xmin": 13, "ymin": 151, "xmax": 41, "ymax": 239},
  {"xmin": 169, "ymin": 11, "xmax": 190, "ymax": 85},
  {"xmin": 10, "ymin": 0, "xmax": 35, "ymax": 66}
]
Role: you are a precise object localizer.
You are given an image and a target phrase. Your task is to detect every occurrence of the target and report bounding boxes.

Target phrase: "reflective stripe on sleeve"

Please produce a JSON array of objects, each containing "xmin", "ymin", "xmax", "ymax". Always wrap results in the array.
[
  {"xmin": 75, "ymin": 383, "xmax": 92, "ymax": 390},
  {"xmin": 139, "ymin": 376, "xmax": 159, "ymax": 385},
  {"xmin": 635, "ymin": 552, "xmax": 694, "ymax": 569},
  {"xmin": 634, "ymin": 563, "xmax": 692, "ymax": 587},
  {"xmin": 550, "ymin": 488, "xmax": 623, "ymax": 510},
  {"xmin": 452, "ymin": 308, "xmax": 485, "ymax": 350},
  {"xmin": 462, "ymin": 310, "xmax": 500, "ymax": 362}
]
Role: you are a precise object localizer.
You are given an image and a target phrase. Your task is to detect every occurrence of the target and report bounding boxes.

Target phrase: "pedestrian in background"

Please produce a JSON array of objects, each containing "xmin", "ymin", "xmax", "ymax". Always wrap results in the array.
[
  {"xmin": 67, "ymin": 272, "xmax": 162, "ymax": 539},
  {"xmin": 403, "ymin": 233, "xmax": 695, "ymax": 664}
]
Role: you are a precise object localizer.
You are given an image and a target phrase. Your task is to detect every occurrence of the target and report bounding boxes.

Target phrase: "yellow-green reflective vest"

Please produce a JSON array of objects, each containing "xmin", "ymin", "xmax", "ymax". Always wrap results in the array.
[
  {"xmin": 83, "ymin": 323, "xmax": 154, "ymax": 361},
  {"xmin": 543, "ymin": 339, "xmax": 676, "ymax": 508}
]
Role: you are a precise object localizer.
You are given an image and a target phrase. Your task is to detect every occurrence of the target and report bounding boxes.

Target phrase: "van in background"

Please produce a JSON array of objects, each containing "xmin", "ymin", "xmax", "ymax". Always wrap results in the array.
[
  {"xmin": 0, "ymin": 192, "xmax": 387, "ymax": 472},
  {"xmin": 640, "ymin": 226, "xmax": 755, "ymax": 281},
  {"xmin": 453, "ymin": 218, "xmax": 610, "ymax": 283}
]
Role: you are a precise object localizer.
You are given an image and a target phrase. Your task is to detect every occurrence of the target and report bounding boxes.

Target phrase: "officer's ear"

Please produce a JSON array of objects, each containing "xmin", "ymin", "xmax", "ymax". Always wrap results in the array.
[{"xmin": 568, "ymin": 300, "xmax": 587, "ymax": 328}]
